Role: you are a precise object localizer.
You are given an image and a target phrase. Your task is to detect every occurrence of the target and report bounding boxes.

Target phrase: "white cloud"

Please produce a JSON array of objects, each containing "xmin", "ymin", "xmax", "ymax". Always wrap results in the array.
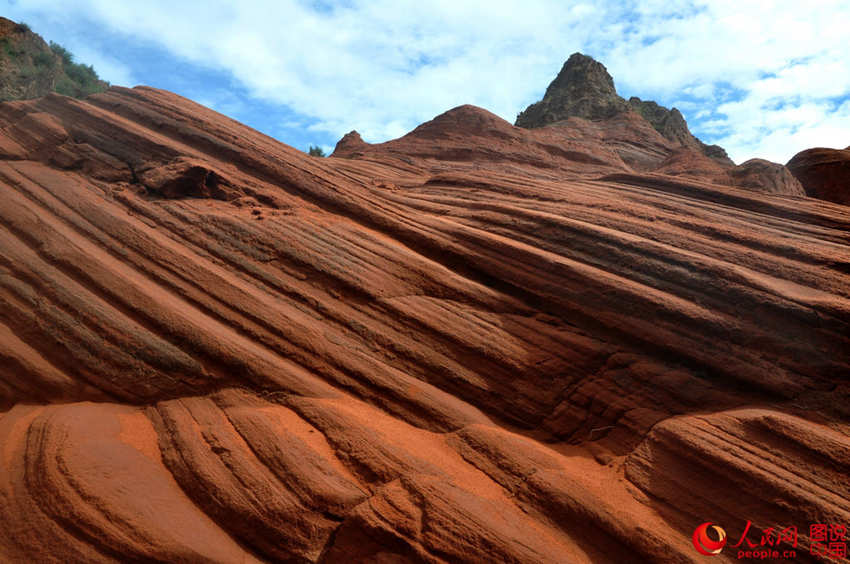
[
  {"xmin": 8, "ymin": 0, "xmax": 850, "ymax": 163},
  {"xmin": 599, "ymin": 1, "xmax": 850, "ymax": 162}
]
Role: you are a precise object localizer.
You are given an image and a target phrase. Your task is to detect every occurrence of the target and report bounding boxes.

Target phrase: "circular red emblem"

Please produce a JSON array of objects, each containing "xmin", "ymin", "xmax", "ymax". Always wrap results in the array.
[{"xmin": 692, "ymin": 522, "xmax": 727, "ymax": 556}]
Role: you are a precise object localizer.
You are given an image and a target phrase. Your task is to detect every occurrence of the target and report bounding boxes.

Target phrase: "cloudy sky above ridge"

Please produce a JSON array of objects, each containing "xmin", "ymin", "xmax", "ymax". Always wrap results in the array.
[{"xmin": 6, "ymin": 0, "xmax": 850, "ymax": 163}]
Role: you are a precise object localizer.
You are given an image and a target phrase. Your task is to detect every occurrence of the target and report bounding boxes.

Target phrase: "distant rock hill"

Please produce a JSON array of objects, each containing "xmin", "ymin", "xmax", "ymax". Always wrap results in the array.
[
  {"xmin": 787, "ymin": 146, "xmax": 850, "ymax": 206},
  {"xmin": 516, "ymin": 52, "xmax": 731, "ymax": 165},
  {"xmin": 0, "ymin": 17, "xmax": 108, "ymax": 102},
  {"xmin": 334, "ymin": 53, "xmax": 805, "ymax": 198}
]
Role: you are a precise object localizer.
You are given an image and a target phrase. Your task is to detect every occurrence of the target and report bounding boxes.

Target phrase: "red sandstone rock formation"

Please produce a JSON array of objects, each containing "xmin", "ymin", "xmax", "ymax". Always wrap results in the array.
[
  {"xmin": 0, "ymin": 86, "xmax": 848, "ymax": 563},
  {"xmin": 787, "ymin": 146, "xmax": 850, "ymax": 205},
  {"xmin": 512, "ymin": 53, "xmax": 812, "ymax": 201}
]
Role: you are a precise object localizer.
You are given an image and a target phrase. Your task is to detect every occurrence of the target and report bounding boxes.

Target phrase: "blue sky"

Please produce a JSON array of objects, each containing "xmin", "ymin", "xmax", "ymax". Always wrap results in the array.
[{"xmin": 6, "ymin": 0, "xmax": 850, "ymax": 163}]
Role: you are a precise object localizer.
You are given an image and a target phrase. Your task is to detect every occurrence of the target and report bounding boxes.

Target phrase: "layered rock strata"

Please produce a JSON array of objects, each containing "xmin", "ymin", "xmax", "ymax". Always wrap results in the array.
[{"xmin": 0, "ymin": 86, "xmax": 847, "ymax": 562}]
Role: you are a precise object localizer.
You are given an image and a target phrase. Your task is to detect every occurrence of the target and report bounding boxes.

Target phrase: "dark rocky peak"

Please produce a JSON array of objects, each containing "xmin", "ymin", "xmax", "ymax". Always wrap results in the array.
[
  {"xmin": 516, "ymin": 53, "xmax": 628, "ymax": 126},
  {"xmin": 542, "ymin": 53, "xmax": 617, "ymax": 101},
  {"xmin": 516, "ymin": 53, "xmax": 732, "ymax": 165}
]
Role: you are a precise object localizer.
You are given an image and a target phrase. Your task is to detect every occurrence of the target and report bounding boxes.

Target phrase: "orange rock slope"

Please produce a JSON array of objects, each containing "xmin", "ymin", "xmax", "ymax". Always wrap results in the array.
[{"xmin": 0, "ymin": 87, "xmax": 848, "ymax": 563}]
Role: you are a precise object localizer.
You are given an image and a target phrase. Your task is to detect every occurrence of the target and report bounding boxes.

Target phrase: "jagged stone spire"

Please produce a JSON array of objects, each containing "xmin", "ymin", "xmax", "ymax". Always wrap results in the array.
[
  {"xmin": 515, "ymin": 53, "xmax": 629, "ymax": 126},
  {"xmin": 515, "ymin": 52, "xmax": 731, "ymax": 164}
]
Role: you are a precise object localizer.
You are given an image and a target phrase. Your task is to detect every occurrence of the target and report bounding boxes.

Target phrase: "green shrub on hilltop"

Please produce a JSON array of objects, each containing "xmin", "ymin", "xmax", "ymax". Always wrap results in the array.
[
  {"xmin": 308, "ymin": 145, "xmax": 326, "ymax": 157},
  {"xmin": 47, "ymin": 41, "xmax": 107, "ymax": 98},
  {"xmin": 65, "ymin": 61, "xmax": 97, "ymax": 84},
  {"xmin": 0, "ymin": 22, "xmax": 109, "ymax": 100},
  {"xmin": 49, "ymin": 41, "xmax": 73, "ymax": 65}
]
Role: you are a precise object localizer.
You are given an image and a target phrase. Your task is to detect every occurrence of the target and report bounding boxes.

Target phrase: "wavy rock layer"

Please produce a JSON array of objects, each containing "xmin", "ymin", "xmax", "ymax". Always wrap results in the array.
[{"xmin": 0, "ymin": 87, "xmax": 849, "ymax": 563}]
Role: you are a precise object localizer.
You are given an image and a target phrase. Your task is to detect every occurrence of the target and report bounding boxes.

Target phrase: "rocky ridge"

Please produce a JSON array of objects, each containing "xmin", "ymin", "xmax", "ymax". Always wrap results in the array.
[
  {"xmin": 335, "ymin": 105, "xmax": 805, "ymax": 198},
  {"xmin": 515, "ymin": 53, "xmax": 731, "ymax": 165}
]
